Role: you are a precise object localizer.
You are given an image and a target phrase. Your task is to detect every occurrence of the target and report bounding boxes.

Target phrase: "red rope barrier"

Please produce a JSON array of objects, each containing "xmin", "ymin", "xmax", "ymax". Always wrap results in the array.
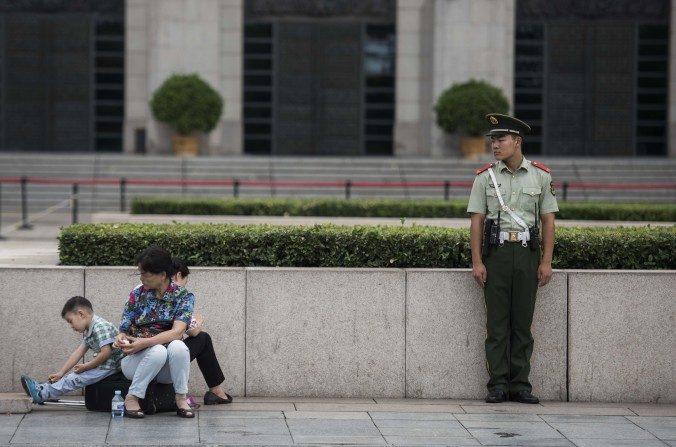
[
  {"xmin": 126, "ymin": 178, "xmax": 235, "ymax": 186},
  {"xmin": 560, "ymin": 181, "xmax": 676, "ymax": 190},
  {"xmin": 240, "ymin": 179, "xmax": 344, "ymax": 187}
]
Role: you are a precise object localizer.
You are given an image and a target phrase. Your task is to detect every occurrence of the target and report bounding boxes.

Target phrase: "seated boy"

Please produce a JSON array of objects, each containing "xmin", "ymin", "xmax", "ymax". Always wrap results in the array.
[{"xmin": 21, "ymin": 296, "xmax": 123, "ymax": 404}]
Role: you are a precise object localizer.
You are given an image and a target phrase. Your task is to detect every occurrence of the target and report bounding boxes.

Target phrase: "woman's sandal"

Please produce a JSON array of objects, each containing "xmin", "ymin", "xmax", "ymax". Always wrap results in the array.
[
  {"xmin": 123, "ymin": 406, "xmax": 145, "ymax": 419},
  {"xmin": 176, "ymin": 407, "xmax": 195, "ymax": 418}
]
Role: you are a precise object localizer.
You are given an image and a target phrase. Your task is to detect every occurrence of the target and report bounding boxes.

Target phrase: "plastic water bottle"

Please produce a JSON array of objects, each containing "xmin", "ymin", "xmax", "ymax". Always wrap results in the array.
[{"xmin": 111, "ymin": 390, "xmax": 124, "ymax": 418}]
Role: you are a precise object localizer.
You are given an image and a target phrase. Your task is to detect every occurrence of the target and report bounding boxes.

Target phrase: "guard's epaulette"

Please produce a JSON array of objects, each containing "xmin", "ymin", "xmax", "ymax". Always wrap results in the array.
[
  {"xmin": 475, "ymin": 163, "xmax": 495, "ymax": 175},
  {"xmin": 531, "ymin": 161, "xmax": 551, "ymax": 173}
]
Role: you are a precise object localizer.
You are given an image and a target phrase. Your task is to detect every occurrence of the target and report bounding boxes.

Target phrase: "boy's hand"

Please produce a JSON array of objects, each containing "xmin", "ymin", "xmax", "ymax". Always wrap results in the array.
[
  {"xmin": 73, "ymin": 364, "xmax": 89, "ymax": 374},
  {"xmin": 48, "ymin": 373, "xmax": 63, "ymax": 383}
]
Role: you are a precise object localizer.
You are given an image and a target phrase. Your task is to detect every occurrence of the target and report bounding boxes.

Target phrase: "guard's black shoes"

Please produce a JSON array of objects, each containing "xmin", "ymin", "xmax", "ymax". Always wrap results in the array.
[
  {"xmin": 485, "ymin": 389, "xmax": 507, "ymax": 403},
  {"xmin": 509, "ymin": 390, "xmax": 540, "ymax": 404}
]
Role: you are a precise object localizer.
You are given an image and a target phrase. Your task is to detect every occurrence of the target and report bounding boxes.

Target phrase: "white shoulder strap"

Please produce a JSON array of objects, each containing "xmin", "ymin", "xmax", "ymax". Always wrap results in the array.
[{"xmin": 487, "ymin": 167, "xmax": 530, "ymax": 231}]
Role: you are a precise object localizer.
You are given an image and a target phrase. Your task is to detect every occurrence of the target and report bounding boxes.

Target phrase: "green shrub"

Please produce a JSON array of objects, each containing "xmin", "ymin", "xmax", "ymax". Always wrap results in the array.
[
  {"xmin": 59, "ymin": 224, "xmax": 675, "ymax": 269},
  {"xmin": 434, "ymin": 79, "xmax": 510, "ymax": 136},
  {"xmin": 555, "ymin": 202, "xmax": 676, "ymax": 221},
  {"xmin": 150, "ymin": 73, "xmax": 223, "ymax": 135},
  {"xmin": 131, "ymin": 197, "xmax": 470, "ymax": 218},
  {"xmin": 131, "ymin": 197, "xmax": 676, "ymax": 222}
]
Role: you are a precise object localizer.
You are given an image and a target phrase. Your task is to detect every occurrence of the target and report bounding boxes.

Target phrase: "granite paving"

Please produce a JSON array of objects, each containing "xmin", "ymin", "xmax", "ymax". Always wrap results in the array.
[{"xmin": 0, "ymin": 397, "xmax": 674, "ymax": 446}]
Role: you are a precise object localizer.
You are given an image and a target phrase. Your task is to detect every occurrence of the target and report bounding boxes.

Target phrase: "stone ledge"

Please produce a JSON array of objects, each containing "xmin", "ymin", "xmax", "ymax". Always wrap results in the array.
[
  {"xmin": 0, "ymin": 268, "xmax": 673, "ymax": 402},
  {"xmin": 0, "ymin": 393, "xmax": 32, "ymax": 414}
]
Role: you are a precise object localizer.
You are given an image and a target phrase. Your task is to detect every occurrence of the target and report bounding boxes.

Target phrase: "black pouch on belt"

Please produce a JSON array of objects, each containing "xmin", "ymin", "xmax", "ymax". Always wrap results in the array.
[{"xmin": 529, "ymin": 226, "xmax": 540, "ymax": 251}]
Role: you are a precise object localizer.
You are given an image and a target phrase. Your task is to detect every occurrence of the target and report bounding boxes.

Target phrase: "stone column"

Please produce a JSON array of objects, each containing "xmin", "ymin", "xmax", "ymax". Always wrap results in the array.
[
  {"xmin": 430, "ymin": 0, "xmax": 515, "ymax": 157},
  {"xmin": 123, "ymin": 0, "xmax": 243, "ymax": 155},
  {"xmin": 394, "ymin": 0, "xmax": 515, "ymax": 157},
  {"xmin": 217, "ymin": 0, "xmax": 243, "ymax": 155},
  {"xmin": 393, "ymin": 0, "xmax": 434, "ymax": 156},
  {"xmin": 123, "ymin": 0, "xmax": 150, "ymax": 153},
  {"xmin": 669, "ymin": 1, "xmax": 676, "ymax": 158}
]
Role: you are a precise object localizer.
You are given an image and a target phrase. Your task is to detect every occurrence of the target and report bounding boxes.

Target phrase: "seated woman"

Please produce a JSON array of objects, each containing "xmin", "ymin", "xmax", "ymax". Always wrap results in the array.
[
  {"xmin": 115, "ymin": 245, "xmax": 195, "ymax": 419},
  {"xmin": 172, "ymin": 258, "xmax": 233, "ymax": 405}
]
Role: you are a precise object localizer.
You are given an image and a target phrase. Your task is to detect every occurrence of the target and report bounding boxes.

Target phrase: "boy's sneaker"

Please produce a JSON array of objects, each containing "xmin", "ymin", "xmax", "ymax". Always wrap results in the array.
[
  {"xmin": 20, "ymin": 375, "xmax": 44, "ymax": 405},
  {"xmin": 20, "ymin": 376, "xmax": 30, "ymax": 397}
]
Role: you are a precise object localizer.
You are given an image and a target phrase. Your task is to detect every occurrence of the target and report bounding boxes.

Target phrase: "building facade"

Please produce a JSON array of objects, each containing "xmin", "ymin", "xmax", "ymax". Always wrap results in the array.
[{"xmin": 0, "ymin": 0, "xmax": 673, "ymax": 157}]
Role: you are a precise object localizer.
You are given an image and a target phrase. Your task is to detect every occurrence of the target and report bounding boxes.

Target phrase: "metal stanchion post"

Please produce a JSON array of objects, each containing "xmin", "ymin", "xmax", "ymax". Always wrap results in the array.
[
  {"xmin": 120, "ymin": 178, "xmax": 127, "ymax": 213},
  {"xmin": 19, "ymin": 176, "xmax": 33, "ymax": 230},
  {"xmin": 233, "ymin": 179, "xmax": 240, "ymax": 198},
  {"xmin": 181, "ymin": 158, "xmax": 187, "ymax": 195},
  {"xmin": 563, "ymin": 181, "xmax": 569, "ymax": 202},
  {"xmin": 345, "ymin": 180, "xmax": 352, "ymax": 200},
  {"xmin": 444, "ymin": 181, "xmax": 450, "ymax": 201},
  {"xmin": 71, "ymin": 183, "xmax": 79, "ymax": 225},
  {"xmin": 0, "ymin": 183, "xmax": 5, "ymax": 240}
]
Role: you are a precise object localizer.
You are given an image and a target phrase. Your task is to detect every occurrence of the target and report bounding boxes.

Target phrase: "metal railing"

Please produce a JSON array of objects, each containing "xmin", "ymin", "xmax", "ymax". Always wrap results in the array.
[{"xmin": 0, "ymin": 176, "xmax": 674, "ymax": 231}]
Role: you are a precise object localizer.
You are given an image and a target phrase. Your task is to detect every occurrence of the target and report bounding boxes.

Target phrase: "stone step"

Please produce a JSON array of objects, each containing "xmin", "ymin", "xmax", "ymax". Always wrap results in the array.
[
  {"xmin": 0, "ymin": 393, "xmax": 32, "ymax": 414},
  {"xmin": 1, "ymin": 153, "xmax": 675, "ymax": 204}
]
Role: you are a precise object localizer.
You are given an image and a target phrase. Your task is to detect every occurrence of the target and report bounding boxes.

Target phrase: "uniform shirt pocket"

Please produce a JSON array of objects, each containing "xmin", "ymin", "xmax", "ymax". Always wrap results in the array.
[
  {"xmin": 520, "ymin": 186, "xmax": 541, "ymax": 210},
  {"xmin": 486, "ymin": 187, "xmax": 507, "ymax": 197},
  {"xmin": 486, "ymin": 188, "xmax": 507, "ymax": 211}
]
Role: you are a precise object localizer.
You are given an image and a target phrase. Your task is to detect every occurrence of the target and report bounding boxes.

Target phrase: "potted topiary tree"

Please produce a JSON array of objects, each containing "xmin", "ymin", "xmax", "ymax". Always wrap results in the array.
[
  {"xmin": 150, "ymin": 73, "xmax": 224, "ymax": 156},
  {"xmin": 434, "ymin": 79, "xmax": 509, "ymax": 159}
]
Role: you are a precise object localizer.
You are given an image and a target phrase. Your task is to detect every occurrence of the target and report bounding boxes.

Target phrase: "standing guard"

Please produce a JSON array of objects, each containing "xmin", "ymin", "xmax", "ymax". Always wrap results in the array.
[{"xmin": 467, "ymin": 113, "xmax": 559, "ymax": 404}]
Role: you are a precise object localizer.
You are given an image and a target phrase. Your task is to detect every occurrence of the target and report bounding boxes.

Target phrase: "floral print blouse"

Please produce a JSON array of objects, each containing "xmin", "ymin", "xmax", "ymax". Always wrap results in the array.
[{"xmin": 119, "ymin": 283, "xmax": 195, "ymax": 338}]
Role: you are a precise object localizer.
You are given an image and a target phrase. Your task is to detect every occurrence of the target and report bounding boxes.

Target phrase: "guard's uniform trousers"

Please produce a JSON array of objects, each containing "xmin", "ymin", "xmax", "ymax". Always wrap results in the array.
[
  {"xmin": 483, "ymin": 241, "xmax": 539, "ymax": 393},
  {"xmin": 467, "ymin": 156, "xmax": 558, "ymax": 394}
]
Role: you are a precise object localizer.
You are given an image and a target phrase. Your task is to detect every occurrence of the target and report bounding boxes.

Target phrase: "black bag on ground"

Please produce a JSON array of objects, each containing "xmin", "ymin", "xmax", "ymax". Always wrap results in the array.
[
  {"xmin": 144, "ymin": 380, "xmax": 178, "ymax": 414},
  {"xmin": 84, "ymin": 372, "xmax": 130, "ymax": 412},
  {"xmin": 84, "ymin": 372, "xmax": 177, "ymax": 413}
]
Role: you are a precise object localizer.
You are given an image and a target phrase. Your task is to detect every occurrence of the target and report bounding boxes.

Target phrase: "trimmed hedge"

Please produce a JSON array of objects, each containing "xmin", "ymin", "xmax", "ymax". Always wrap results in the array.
[
  {"xmin": 131, "ymin": 197, "xmax": 676, "ymax": 222},
  {"xmin": 59, "ymin": 223, "xmax": 676, "ymax": 269}
]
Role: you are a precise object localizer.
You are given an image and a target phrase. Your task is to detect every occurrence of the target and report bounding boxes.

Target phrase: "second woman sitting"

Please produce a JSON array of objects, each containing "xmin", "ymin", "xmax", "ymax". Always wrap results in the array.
[{"xmin": 115, "ymin": 245, "xmax": 195, "ymax": 419}]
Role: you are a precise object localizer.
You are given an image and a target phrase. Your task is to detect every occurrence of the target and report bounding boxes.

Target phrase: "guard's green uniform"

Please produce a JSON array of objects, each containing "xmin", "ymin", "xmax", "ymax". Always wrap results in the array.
[{"xmin": 467, "ymin": 156, "xmax": 558, "ymax": 394}]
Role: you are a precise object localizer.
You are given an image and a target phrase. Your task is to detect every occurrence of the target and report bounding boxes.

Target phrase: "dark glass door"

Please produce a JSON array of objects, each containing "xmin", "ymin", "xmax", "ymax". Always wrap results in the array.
[
  {"xmin": 243, "ymin": 18, "xmax": 395, "ymax": 155},
  {"xmin": 515, "ymin": 0, "xmax": 669, "ymax": 156}
]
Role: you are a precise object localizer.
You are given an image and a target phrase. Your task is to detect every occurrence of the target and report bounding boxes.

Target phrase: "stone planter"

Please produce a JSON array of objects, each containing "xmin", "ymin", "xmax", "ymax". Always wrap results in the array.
[
  {"xmin": 172, "ymin": 134, "xmax": 199, "ymax": 156},
  {"xmin": 460, "ymin": 136, "xmax": 487, "ymax": 159}
]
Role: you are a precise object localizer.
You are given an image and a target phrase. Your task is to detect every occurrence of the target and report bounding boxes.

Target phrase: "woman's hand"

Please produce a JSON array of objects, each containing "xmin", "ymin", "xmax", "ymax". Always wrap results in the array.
[
  {"xmin": 117, "ymin": 336, "xmax": 147, "ymax": 355},
  {"xmin": 113, "ymin": 333, "xmax": 129, "ymax": 348},
  {"xmin": 185, "ymin": 313, "xmax": 204, "ymax": 337}
]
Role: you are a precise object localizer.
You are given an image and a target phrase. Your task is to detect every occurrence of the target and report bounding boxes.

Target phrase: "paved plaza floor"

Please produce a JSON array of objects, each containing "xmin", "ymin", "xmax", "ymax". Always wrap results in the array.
[{"xmin": 1, "ymin": 397, "xmax": 674, "ymax": 446}]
